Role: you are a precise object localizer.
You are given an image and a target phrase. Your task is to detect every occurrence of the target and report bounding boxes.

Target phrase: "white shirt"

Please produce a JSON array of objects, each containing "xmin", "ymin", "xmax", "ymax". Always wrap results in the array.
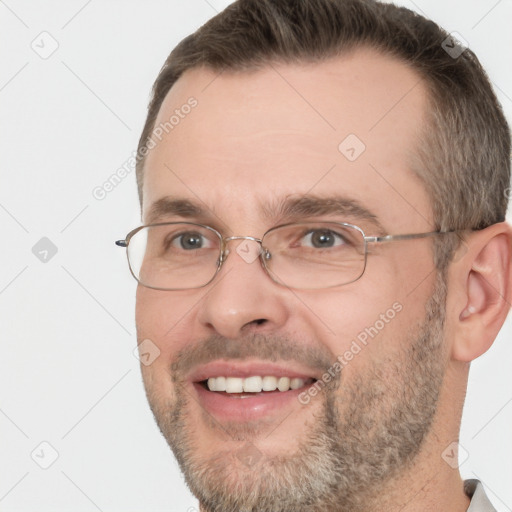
[{"xmin": 465, "ymin": 480, "xmax": 496, "ymax": 512}]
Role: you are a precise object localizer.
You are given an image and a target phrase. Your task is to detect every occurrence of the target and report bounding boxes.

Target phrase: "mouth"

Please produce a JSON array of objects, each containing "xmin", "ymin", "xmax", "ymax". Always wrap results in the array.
[{"xmin": 189, "ymin": 362, "xmax": 320, "ymax": 422}]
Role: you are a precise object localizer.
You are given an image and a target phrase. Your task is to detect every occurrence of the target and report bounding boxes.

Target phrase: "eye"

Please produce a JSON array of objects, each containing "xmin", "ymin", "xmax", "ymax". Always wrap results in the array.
[
  {"xmin": 170, "ymin": 231, "xmax": 213, "ymax": 250},
  {"xmin": 301, "ymin": 229, "xmax": 347, "ymax": 249}
]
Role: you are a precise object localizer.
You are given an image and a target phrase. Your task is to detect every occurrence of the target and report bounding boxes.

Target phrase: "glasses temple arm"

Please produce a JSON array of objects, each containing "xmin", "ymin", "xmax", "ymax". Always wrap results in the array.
[{"xmin": 365, "ymin": 230, "xmax": 456, "ymax": 244}]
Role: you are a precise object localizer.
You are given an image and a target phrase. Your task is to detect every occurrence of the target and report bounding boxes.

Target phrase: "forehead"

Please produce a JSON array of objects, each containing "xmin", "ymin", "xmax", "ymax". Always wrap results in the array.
[{"xmin": 142, "ymin": 48, "xmax": 432, "ymax": 233}]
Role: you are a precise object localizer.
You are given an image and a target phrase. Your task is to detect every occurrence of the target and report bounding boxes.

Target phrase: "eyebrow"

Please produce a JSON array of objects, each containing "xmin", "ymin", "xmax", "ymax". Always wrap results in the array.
[
  {"xmin": 146, "ymin": 197, "xmax": 208, "ymax": 225},
  {"xmin": 264, "ymin": 195, "xmax": 386, "ymax": 233},
  {"xmin": 146, "ymin": 195, "xmax": 386, "ymax": 233}
]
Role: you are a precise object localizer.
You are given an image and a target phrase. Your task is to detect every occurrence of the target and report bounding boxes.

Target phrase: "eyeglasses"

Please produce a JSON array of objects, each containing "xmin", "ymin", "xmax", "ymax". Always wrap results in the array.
[{"xmin": 115, "ymin": 221, "xmax": 453, "ymax": 291}]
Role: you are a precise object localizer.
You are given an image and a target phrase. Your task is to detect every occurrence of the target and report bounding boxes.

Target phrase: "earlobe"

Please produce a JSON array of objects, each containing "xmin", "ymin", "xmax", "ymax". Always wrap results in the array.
[{"xmin": 451, "ymin": 225, "xmax": 512, "ymax": 362}]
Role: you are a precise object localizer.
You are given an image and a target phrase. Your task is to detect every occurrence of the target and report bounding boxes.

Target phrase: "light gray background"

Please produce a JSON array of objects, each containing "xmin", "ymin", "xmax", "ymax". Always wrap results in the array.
[{"xmin": 1, "ymin": 1, "xmax": 511, "ymax": 511}]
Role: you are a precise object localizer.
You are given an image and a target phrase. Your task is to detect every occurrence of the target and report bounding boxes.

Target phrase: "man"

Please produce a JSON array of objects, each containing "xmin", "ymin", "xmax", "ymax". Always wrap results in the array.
[{"xmin": 116, "ymin": 0, "xmax": 511, "ymax": 510}]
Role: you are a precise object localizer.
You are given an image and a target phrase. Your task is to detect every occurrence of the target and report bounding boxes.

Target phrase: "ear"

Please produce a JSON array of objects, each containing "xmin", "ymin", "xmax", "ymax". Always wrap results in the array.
[{"xmin": 449, "ymin": 222, "xmax": 512, "ymax": 362}]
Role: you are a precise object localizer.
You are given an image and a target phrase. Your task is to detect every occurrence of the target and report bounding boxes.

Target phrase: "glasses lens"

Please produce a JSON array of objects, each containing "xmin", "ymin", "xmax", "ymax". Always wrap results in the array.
[
  {"xmin": 262, "ymin": 222, "xmax": 366, "ymax": 289},
  {"xmin": 127, "ymin": 223, "xmax": 221, "ymax": 290}
]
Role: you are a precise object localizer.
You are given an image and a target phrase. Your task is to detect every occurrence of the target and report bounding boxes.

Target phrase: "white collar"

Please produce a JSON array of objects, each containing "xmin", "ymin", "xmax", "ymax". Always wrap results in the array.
[{"xmin": 465, "ymin": 480, "xmax": 496, "ymax": 512}]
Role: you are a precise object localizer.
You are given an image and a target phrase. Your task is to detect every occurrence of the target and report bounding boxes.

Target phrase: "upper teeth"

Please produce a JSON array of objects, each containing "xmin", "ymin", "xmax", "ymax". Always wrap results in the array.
[{"xmin": 207, "ymin": 376, "xmax": 306, "ymax": 393}]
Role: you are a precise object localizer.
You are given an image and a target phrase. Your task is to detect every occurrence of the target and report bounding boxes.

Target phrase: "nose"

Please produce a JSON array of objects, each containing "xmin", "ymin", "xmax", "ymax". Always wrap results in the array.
[{"xmin": 197, "ymin": 238, "xmax": 290, "ymax": 339}]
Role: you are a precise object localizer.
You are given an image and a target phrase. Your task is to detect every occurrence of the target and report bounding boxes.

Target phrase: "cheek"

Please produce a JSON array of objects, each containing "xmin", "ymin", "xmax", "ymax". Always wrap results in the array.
[
  {"xmin": 293, "ymin": 277, "xmax": 416, "ymax": 370},
  {"xmin": 135, "ymin": 286, "xmax": 201, "ymax": 360},
  {"xmin": 136, "ymin": 288, "xmax": 203, "ymax": 403}
]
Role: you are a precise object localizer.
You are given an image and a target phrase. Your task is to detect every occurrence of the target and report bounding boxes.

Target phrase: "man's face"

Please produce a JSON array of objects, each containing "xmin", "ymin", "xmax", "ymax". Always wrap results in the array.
[{"xmin": 136, "ymin": 49, "xmax": 448, "ymax": 511}]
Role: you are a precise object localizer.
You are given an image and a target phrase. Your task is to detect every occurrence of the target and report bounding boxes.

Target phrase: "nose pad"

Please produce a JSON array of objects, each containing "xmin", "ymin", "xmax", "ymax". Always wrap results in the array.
[{"xmin": 219, "ymin": 247, "xmax": 230, "ymax": 265}]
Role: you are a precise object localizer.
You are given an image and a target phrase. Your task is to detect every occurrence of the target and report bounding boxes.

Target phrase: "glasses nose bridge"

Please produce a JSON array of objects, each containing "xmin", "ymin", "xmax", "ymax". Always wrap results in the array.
[{"xmin": 224, "ymin": 235, "xmax": 263, "ymax": 243}]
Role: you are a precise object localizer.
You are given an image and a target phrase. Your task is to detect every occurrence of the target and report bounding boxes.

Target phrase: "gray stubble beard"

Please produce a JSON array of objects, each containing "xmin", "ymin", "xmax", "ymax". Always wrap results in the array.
[{"xmin": 142, "ymin": 278, "xmax": 447, "ymax": 512}]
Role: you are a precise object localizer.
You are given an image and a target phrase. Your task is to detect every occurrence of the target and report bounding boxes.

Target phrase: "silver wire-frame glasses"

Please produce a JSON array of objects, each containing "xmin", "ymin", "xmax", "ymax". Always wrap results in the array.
[{"xmin": 115, "ymin": 221, "xmax": 453, "ymax": 291}]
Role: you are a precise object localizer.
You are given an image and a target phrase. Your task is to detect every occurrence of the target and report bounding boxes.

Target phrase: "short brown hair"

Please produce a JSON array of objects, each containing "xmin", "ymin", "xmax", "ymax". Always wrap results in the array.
[{"xmin": 136, "ymin": 0, "xmax": 510, "ymax": 266}]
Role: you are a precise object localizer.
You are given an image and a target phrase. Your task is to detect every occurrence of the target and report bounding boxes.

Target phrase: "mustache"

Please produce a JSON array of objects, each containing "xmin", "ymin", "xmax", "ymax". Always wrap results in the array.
[{"xmin": 171, "ymin": 333, "xmax": 336, "ymax": 379}]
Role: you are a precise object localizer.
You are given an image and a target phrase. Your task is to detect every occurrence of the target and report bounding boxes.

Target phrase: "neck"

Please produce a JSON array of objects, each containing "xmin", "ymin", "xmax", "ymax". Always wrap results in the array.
[{"xmin": 361, "ymin": 438, "xmax": 470, "ymax": 512}]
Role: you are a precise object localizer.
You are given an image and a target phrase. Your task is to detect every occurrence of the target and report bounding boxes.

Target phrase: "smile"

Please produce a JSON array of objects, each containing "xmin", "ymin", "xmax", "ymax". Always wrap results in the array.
[{"xmin": 189, "ymin": 362, "xmax": 321, "ymax": 420}]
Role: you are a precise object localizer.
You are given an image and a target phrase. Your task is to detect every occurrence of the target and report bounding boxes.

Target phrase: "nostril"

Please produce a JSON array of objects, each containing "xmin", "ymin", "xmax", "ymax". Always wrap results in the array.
[{"xmin": 240, "ymin": 318, "xmax": 268, "ymax": 333}]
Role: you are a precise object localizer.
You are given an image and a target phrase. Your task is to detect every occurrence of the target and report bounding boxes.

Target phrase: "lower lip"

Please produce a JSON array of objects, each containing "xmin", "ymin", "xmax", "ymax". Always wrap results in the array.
[{"xmin": 192, "ymin": 382, "xmax": 308, "ymax": 422}]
